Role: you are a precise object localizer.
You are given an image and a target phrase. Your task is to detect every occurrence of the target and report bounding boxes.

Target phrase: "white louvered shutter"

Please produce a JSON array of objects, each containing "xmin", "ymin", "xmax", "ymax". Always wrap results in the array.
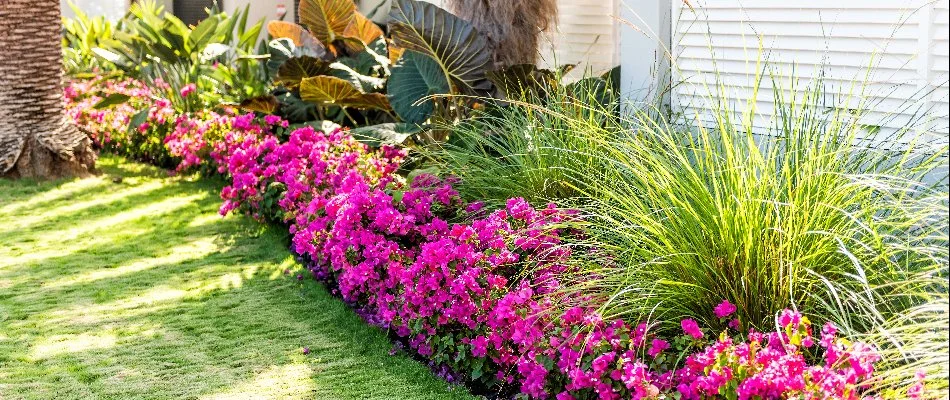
[
  {"xmin": 540, "ymin": 0, "xmax": 619, "ymax": 78},
  {"xmin": 672, "ymin": 0, "xmax": 950, "ymax": 147}
]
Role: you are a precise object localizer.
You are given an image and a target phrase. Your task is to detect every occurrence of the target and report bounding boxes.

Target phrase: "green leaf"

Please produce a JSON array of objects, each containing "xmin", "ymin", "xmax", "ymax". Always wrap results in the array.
[
  {"xmin": 338, "ymin": 38, "xmax": 389, "ymax": 75},
  {"xmin": 300, "ymin": 76, "xmax": 391, "ymax": 110},
  {"xmin": 127, "ymin": 109, "xmax": 149, "ymax": 132},
  {"xmin": 388, "ymin": 0, "xmax": 492, "ymax": 94},
  {"xmin": 277, "ymin": 56, "xmax": 332, "ymax": 88},
  {"xmin": 93, "ymin": 93, "xmax": 131, "ymax": 109},
  {"xmin": 348, "ymin": 122, "xmax": 422, "ymax": 147},
  {"xmin": 266, "ymin": 38, "xmax": 296, "ymax": 76},
  {"xmin": 298, "ymin": 0, "xmax": 357, "ymax": 54},
  {"xmin": 188, "ymin": 17, "xmax": 219, "ymax": 50},
  {"xmin": 329, "ymin": 62, "xmax": 386, "ymax": 93},
  {"xmin": 275, "ymin": 90, "xmax": 318, "ymax": 122},
  {"xmin": 387, "ymin": 51, "xmax": 450, "ymax": 124}
]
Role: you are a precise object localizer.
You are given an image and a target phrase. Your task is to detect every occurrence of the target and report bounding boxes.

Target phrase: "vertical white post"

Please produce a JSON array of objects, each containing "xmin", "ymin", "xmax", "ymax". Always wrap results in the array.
[
  {"xmin": 618, "ymin": 0, "xmax": 672, "ymax": 104},
  {"xmin": 917, "ymin": 1, "xmax": 936, "ymax": 136}
]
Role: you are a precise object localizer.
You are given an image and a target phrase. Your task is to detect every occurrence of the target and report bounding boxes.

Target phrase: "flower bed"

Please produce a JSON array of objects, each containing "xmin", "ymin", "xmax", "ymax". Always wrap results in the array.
[
  {"xmin": 215, "ymin": 125, "xmax": 903, "ymax": 399},
  {"xmin": 66, "ymin": 79, "xmax": 924, "ymax": 399}
]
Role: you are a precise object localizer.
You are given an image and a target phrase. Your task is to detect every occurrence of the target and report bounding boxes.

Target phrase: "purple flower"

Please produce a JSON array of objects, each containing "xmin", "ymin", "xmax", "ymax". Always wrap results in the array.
[
  {"xmin": 302, "ymin": 347, "xmax": 310, "ymax": 355},
  {"xmin": 179, "ymin": 83, "xmax": 196, "ymax": 97},
  {"xmin": 681, "ymin": 319, "xmax": 704, "ymax": 339},
  {"xmin": 714, "ymin": 300, "xmax": 737, "ymax": 319},
  {"xmin": 648, "ymin": 339, "xmax": 670, "ymax": 357}
]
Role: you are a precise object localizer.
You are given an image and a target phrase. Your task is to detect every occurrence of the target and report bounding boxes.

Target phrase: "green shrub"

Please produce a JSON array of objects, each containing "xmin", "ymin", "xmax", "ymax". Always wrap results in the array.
[
  {"xmin": 436, "ymin": 70, "xmax": 948, "ymax": 396},
  {"xmin": 65, "ymin": 0, "xmax": 270, "ymax": 111},
  {"xmin": 427, "ymin": 71, "xmax": 623, "ymax": 206}
]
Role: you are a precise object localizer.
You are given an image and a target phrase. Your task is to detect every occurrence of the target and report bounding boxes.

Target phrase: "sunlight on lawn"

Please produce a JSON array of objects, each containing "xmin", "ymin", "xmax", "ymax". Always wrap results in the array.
[
  {"xmin": 0, "ymin": 156, "xmax": 473, "ymax": 400},
  {"xmin": 199, "ymin": 364, "xmax": 315, "ymax": 400},
  {"xmin": 42, "ymin": 237, "xmax": 219, "ymax": 287}
]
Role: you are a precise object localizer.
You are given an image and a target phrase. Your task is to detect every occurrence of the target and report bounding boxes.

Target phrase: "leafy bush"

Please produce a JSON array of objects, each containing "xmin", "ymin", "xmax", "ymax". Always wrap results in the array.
[
  {"xmin": 210, "ymin": 122, "xmax": 908, "ymax": 399},
  {"xmin": 62, "ymin": 3, "xmax": 121, "ymax": 76},
  {"xmin": 66, "ymin": 0, "xmax": 269, "ymax": 111},
  {"xmin": 65, "ymin": 77, "xmax": 285, "ymax": 172},
  {"xmin": 435, "ymin": 71, "xmax": 948, "ymax": 396},
  {"xmin": 66, "ymin": 78, "xmax": 179, "ymax": 167},
  {"xmin": 428, "ymin": 68, "xmax": 622, "ymax": 205},
  {"xmin": 253, "ymin": 0, "xmax": 618, "ymax": 147}
]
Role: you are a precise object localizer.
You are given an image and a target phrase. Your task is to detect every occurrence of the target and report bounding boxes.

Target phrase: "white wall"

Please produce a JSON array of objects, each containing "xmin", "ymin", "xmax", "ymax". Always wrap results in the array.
[
  {"xmin": 61, "ymin": 0, "xmax": 128, "ymax": 20},
  {"xmin": 618, "ymin": 0, "xmax": 670, "ymax": 102},
  {"xmin": 222, "ymin": 0, "xmax": 295, "ymax": 28},
  {"xmin": 538, "ymin": 0, "xmax": 620, "ymax": 80},
  {"xmin": 658, "ymin": 0, "xmax": 948, "ymax": 144}
]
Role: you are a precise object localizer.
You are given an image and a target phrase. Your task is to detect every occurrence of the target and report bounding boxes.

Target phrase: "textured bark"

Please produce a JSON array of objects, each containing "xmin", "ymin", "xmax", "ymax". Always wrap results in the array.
[
  {"xmin": 447, "ymin": 0, "xmax": 558, "ymax": 68},
  {"xmin": 0, "ymin": 0, "xmax": 96, "ymax": 179}
]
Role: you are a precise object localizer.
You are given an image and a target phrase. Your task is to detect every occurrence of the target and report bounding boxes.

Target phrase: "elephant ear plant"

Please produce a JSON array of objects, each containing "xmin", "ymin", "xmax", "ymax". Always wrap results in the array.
[
  {"xmin": 242, "ymin": 0, "xmax": 394, "ymax": 127},
  {"xmin": 255, "ymin": 0, "xmax": 618, "ymax": 148},
  {"xmin": 248, "ymin": 0, "xmax": 497, "ymax": 147}
]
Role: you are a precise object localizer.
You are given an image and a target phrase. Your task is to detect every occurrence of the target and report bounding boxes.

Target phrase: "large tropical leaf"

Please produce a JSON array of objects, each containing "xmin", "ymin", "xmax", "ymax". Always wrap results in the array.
[
  {"xmin": 239, "ymin": 95, "xmax": 280, "ymax": 114},
  {"xmin": 330, "ymin": 62, "xmax": 386, "ymax": 93},
  {"xmin": 566, "ymin": 77, "xmax": 613, "ymax": 107},
  {"xmin": 348, "ymin": 122, "xmax": 423, "ymax": 147},
  {"xmin": 342, "ymin": 13, "xmax": 384, "ymax": 53},
  {"xmin": 266, "ymin": 21, "xmax": 326, "ymax": 51},
  {"xmin": 298, "ymin": 0, "xmax": 356, "ymax": 54},
  {"xmin": 388, "ymin": 0, "xmax": 492, "ymax": 94},
  {"xmin": 277, "ymin": 56, "xmax": 332, "ymax": 88},
  {"xmin": 300, "ymin": 76, "xmax": 391, "ymax": 110},
  {"xmin": 387, "ymin": 51, "xmax": 450, "ymax": 124}
]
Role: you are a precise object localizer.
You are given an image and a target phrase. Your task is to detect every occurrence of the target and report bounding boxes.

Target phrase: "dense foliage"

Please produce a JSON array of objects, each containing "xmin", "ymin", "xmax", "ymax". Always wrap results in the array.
[
  {"xmin": 61, "ymin": 0, "xmax": 947, "ymax": 398},
  {"xmin": 64, "ymin": 75, "xmax": 931, "ymax": 396}
]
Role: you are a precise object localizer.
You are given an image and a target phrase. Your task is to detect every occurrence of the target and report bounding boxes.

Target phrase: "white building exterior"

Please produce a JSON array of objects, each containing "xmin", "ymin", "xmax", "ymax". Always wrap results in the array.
[
  {"xmin": 662, "ymin": 0, "xmax": 950, "ymax": 142},
  {"xmin": 62, "ymin": 0, "xmax": 949, "ymax": 141}
]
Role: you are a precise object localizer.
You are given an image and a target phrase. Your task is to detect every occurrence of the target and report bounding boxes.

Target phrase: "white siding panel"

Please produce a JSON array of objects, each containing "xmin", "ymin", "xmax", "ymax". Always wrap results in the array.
[
  {"xmin": 539, "ymin": 0, "xmax": 618, "ymax": 79},
  {"xmin": 672, "ymin": 0, "xmax": 950, "ymax": 146}
]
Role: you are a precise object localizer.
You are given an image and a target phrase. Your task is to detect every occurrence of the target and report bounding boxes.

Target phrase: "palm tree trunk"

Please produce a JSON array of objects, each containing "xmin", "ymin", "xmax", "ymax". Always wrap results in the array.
[
  {"xmin": 447, "ymin": 0, "xmax": 558, "ymax": 69},
  {"xmin": 0, "ymin": 0, "xmax": 95, "ymax": 179}
]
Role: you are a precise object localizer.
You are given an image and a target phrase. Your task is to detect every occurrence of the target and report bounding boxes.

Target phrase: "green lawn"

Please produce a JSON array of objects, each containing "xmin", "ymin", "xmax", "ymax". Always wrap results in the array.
[{"xmin": 0, "ymin": 156, "xmax": 474, "ymax": 400}]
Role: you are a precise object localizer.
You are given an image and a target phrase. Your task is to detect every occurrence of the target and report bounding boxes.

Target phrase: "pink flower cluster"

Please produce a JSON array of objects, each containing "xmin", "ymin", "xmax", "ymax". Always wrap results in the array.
[
  {"xmin": 66, "ymin": 78, "xmax": 283, "ymax": 174},
  {"xmin": 66, "ymin": 78, "xmax": 179, "ymax": 167},
  {"xmin": 67, "ymin": 76, "xmax": 909, "ymax": 399},
  {"xmin": 216, "ymin": 125, "xmax": 894, "ymax": 399}
]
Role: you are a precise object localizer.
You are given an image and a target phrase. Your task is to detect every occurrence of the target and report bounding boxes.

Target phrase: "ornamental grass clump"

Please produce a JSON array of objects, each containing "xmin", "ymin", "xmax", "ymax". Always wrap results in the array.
[
  {"xmin": 431, "ymin": 67, "xmax": 947, "ymax": 396},
  {"xmin": 214, "ymin": 122, "xmax": 911, "ymax": 398},
  {"xmin": 429, "ymin": 84, "xmax": 623, "ymax": 206},
  {"xmin": 557, "ymin": 80, "xmax": 948, "ymax": 396}
]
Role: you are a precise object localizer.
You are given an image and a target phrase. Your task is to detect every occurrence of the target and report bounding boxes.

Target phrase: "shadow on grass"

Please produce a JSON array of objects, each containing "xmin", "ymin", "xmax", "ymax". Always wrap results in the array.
[{"xmin": 0, "ymin": 156, "xmax": 472, "ymax": 400}]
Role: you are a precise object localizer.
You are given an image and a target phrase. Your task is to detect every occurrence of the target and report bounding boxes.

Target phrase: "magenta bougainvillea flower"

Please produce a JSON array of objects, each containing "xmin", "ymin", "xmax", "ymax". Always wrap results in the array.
[
  {"xmin": 681, "ymin": 318, "xmax": 704, "ymax": 339},
  {"xmin": 714, "ymin": 300, "xmax": 737, "ymax": 318},
  {"xmin": 66, "ymin": 78, "xmax": 903, "ymax": 400}
]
